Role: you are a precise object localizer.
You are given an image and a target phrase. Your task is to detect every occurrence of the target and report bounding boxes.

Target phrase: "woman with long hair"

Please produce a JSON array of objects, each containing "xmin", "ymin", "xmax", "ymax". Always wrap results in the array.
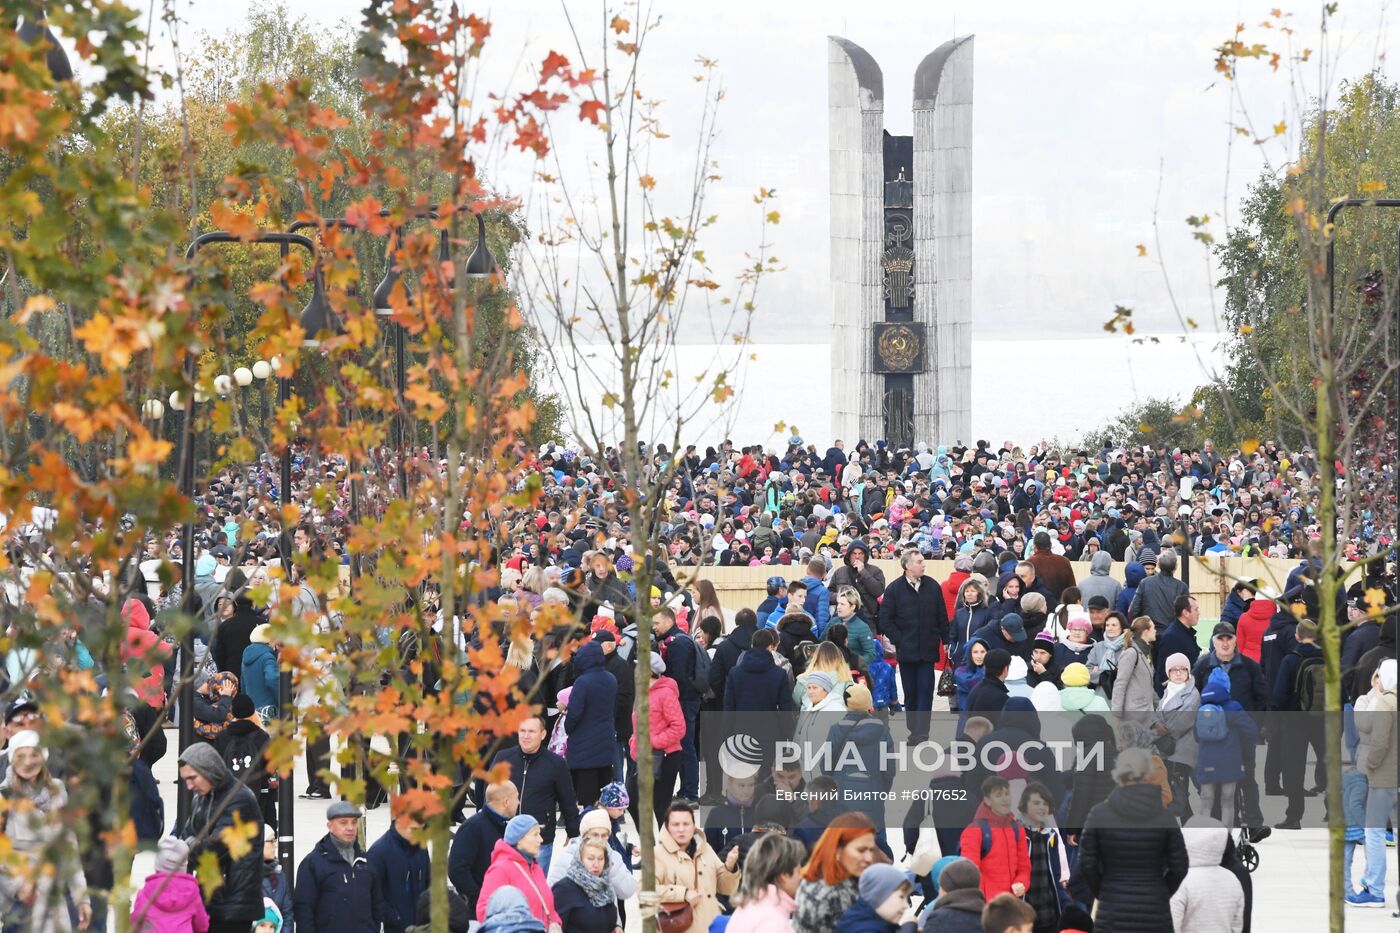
[
  {"xmin": 793, "ymin": 642, "xmax": 855, "ymax": 710},
  {"xmin": 726, "ymin": 833, "xmax": 807, "ymax": 932},
  {"xmin": 0, "ymin": 731, "xmax": 91, "ymax": 932},
  {"xmin": 792, "ymin": 812, "xmax": 878, "ymax": 933}
]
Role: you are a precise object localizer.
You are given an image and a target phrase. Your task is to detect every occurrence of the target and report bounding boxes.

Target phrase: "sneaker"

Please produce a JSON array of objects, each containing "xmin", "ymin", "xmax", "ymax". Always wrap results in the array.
[
  {"xmin": 1345, "ymin": 892, "xmax": 1385, "ymax": 908},
  {"xmin": 299, "ymin": 788, "xmax": 330, "ymax": 800},
  {"xmin": 1275, "ymin": 821, "xmax": 1302, "ymax": 830},
  {"xmin": 1248, "ymin": 827, "xmax": 1272, "ymax": 843}
]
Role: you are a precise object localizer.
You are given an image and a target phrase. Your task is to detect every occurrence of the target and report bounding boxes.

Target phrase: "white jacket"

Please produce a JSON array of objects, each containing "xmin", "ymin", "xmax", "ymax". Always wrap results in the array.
[{"xmin": 1171, "ymin": 826, "xmax": 1244, "ymax": 933}]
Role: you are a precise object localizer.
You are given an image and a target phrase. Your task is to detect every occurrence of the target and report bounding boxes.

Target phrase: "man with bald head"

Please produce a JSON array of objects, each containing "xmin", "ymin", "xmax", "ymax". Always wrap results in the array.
[{"xmin": 449, "ymin": 780, "xmax": 520, "ymax": 915}]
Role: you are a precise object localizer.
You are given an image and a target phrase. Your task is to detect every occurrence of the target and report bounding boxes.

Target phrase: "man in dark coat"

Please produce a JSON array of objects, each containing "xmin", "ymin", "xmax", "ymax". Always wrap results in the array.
[
  {"xmin": 213, "ymin": 592, "xmax": 264, "ymax": 678},
  {"xmin": 878, "ymin": 549, "xmax": 950, "ymax": 739},
  {"xmin": 563, "ymin": 641, "xmax": 618, "ymax": 807},
  {"xmin": 367, "ymin": 810, "xmax": 430, "ymax": 933},
  {"xmin": 1192, "ymin": 623, "xmax": 1269, "ymax": 838},
  {"xmin": 830, "ymin": 539, "xmax": 887, "ymax": 622},
  {"xmin": 483, "ymin": 715, "xmax": 579, "ymax": 874},
  {"xmin": 449, "ymin": 781, "xmax": 517, "ymax": 916},
  {"xmin": 294, "ymin": 801, "xmax": 383, "ymax": 933},
  {"xmin": 723, "ymin": 630, "xmax": 794, "ymax": 712},
  {"xmin": 1154, "ymin": 595, "xmax": 1203, "ymax": 696},
  {"xmin": 1340, "ymin": 602, "xmax": 1382, "ymax": 703},
  {"xmin": 709, "ymin": 607, "xmax": 758, "ymax": 702},
  {"xmin": 594, "ymin": 629, "xmax": 635, "ymax": 784},
  {"xmin": 965, "ymin": 649, "xmax": 1011, "ymax": 713},
  {"xmin": 655, "ymin": 606, "xmax": 703, "ymax": 800},
  {"xmin": 1269, "ymin": 620, "xmax": 1325, "ymax": 829},
  {"xmin": 176, "ymin": 743, "xmax": 264, "ymax": 933},
  {"xmin": 1129, "ymin": 549, "xmax": 1189, "ymax": 632}
]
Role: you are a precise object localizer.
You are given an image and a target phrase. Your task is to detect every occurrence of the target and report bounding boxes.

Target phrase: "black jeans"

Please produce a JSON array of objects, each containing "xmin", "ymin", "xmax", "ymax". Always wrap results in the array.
[
  {"xmin": 1280, "ymin": 719, "xmax": 1325, "ymax": 823},
  {"xmin": 572, "ymin": 765, "xmax": 614, "ymax": 810},
  {"xmin": 627, "ymin": 750, "xmax": 681, "ymax": 828}
]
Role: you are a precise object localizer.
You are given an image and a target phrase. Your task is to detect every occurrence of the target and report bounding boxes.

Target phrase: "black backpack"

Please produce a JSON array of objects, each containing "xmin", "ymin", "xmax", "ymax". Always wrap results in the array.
[
  {"xmin": 1294, "ymin": 652, "xmax": 1325, "ymax": 712},
  {"xmin": 221, "ymin": 730, "xmax": 268, "ymax": 791}
]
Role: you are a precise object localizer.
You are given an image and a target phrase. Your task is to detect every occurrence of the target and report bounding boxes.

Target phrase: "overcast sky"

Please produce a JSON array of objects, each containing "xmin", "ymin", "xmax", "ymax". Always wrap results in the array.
[{"xmin": 162, "ymin": 1, "xmax": 1389, "ymax": 339}]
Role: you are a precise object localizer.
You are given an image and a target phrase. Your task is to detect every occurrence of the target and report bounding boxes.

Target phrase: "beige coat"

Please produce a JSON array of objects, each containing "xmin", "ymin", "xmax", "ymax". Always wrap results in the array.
[
  {"xmin": 1356, "ymin": 687, "xmax": 1397, "ymax": 789},
  {"xmin": 655, "ymin": 828, "xmax": 739, "ymax": 933}
]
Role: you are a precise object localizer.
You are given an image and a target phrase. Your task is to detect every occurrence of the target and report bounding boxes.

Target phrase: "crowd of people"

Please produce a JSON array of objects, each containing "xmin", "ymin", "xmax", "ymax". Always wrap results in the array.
[{"xmin": 0, "ymin": 435, "xmax": 1396, "ymax": 932}]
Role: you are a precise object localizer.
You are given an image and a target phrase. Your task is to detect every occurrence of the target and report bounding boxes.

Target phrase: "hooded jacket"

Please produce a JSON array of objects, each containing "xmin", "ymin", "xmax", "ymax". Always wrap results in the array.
[
  {"xmin": 213, "ymin": 597, "xmax": 264, "ymax": 678},
  {"xmin": 1170, "ymin": 827, "xmax": 1245, "ymax": 933},
  {"xmin": 1220, "ymin": 590, "xmax": 1253, "ymax": 626},
  {"xmin": 1194, "ymin": 669, "xmax": 1261, "ymax": 786},
  {"xmin": 240, "ymin": 640, "xmax": 279, "ymax": 713},
  {"xmin": 1077, "ymin": 551, "xmax": 1122, "ymax": 609},
  {"xmin": 1234, "ymin": 597, "xmax": 1272, "ymax": 662},
  {"xmin": 476, "ymin": 839, "xmax": 560, "ymax": 927},
  {"xmin": 130, "ymin": 871, "xmax": 209, "ymax": 933},
  {"xmin": 1077, "ymin": 783, "xmax": 1189, "ymax": 933},
  {"xmin": 829, "ymin": 540, "xmax": 886, "ymax": 622},
  {"xmin": 633, "ymin": 673, "xmax": 686, "ymax": 756},
  {"xmin": 122, "ymin": 598, "xmax": 170, "ymax": 706},
  {"xmin": 563, "ymin": 642, "xmax": 618, "ymax": 769},
  {"xmin": 921, "ymin": 885, "xmax": 984, "ymax": 933},
  {"xmin": 174, "ymin": 744, "xmax": 262, "ymax": 925},
  {"xmin": 1115, "ymin": 562, "xmax": 1145, "ymax": 617},
  {"xmin": 1258, "ymin": 608, "xmax": 1298, "ymax": 691},
  {"xmin": 724, "ymin": 647, "xmax": 794, "ymax": 712},
  {"xmin": 948, "ymin": 578, "xmax": 991, "ymax": 661}
]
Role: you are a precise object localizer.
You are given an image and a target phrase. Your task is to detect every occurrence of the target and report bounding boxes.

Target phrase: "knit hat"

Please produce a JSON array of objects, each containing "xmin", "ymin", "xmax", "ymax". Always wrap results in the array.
[
  {"xmin": 926, "ymin": 855, "xmax": 962, "ymax": 893},
  {"xmin": 580, "ymin": 808, "xmax": 612, "ymax": 836},
  {"xmin": 1007, "ymin": 656, "xmax": 1028, "ymax": 681},
  {"xmin": 1032, "ymin": 631, "xmax": 1056, "ymax": 650},
  {"xmin": 806, "ymin": 670, "xmax": 837, "ymax": 694},
  {"xmin": 231, "ymin": 694, "xmax": 256, "ymax": 719},
  {"xmin": 598, "ymin": 782, "xmax": 629, "ymax": 809},
  {"xmin": 1061, "ymin": 662, "xmax": 1090, "ymax": 688},
  {"xmin": 1139, "ymin": 548, "xmax": 1158, "ymax": 567},
  {"xmin": 1380, "ymin": 658, "xmax": 1397, "ymax": 692},
  {"xmin": 844, "ymin": 683, "xmax": 873, "ymax": 713},
  {"xmin": 1031, "ymin": 682, "xmax": 1063, "ymax": 712},
  {"xmin": 1165, "ymin": 652, "xmax": 1191, "ymax": 673},
  {"xmin": 937, "ymin": 857, "xmax": 981, "ymax": 894},
  {"xmin": 250, "ymin": 623, "xmax": 272, "ymax": 644},
  {"xmin": 1020, "ymin": 592, "xmax": 1047, "ymax": 614},
  {"xmin": 1067, "ymin": 614, "xmax": 1093, "ymax": 634},
  {"xmin": 6, "ymin": 729, "xmax": 44, "ymax": 759},
  {"xmin": 649, "ymin": 653, "xmax": 666, "ymax": 676},
  {"xmin": 504, "ymin": 813, "xmax": 540, "ymax": 846},
  {"xmin": 858, "ymin": 863, "xmax": 913, "ymax": 908},
  {"xmin": 154, "ymin": 836, "xmax": 189, "ymax": 872}
]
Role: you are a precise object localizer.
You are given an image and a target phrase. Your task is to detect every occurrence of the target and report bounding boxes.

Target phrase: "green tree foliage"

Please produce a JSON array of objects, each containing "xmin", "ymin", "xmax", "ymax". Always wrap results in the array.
[
  {"xmin": 1205, "ymin": 72, "xmax": 1399, "ymax": 444},
  {"xmin": 1082, "ymin": 394, "xmax": 1207, "ymax": 452}
]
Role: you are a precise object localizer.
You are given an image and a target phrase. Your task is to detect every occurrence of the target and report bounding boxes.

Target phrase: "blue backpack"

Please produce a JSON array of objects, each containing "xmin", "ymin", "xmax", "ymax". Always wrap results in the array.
[
  {"xmin": 1196, "ymin": 703, "xmax": 1229, "ymax": 743},
  {"xmin": 960, "ymin": 818, "xmax": 1025, "ymax": 858}
]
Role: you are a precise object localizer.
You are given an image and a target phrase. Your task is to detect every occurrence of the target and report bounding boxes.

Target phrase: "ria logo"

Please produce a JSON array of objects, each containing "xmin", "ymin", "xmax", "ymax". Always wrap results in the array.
[{"xmin": 718, "ymin": 732, "xmax": 765, "ymax": 780}]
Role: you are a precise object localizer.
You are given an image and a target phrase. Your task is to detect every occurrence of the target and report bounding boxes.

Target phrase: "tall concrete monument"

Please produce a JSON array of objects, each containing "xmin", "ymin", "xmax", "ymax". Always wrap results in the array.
[{"xmin": 828, "ymin": 36, "xmax": 972, "ymax": 449}]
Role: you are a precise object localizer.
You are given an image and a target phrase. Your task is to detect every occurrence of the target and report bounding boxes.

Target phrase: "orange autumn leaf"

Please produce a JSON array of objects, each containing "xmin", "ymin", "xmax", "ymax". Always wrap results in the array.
[
  {"xmin": 639, "ymin": 174, "xmax": 656, "ymax": 190},
  {"xmin": 210, "ymin": 199, "xmax": 260, "ymax": 241},
  {"xmin": 610, "ymin": 15, "xmax": 631, "ymax": 33},
  {"xmin": 579, "ymin": 99, "xmax": 605, "ymax": 125}
]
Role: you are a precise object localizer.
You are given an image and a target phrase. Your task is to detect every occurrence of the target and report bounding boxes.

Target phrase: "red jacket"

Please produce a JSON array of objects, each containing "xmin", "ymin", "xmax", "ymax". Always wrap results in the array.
[
  {"xmin": 1236, "ymin": 598, "xmax": 1274, "ymax": 663},
  {"xmin": 476, "ymin": 838, "xmax": 560, "ymax": 926},
  {"xmin": 121, "ymin": 598, "xmax": 170, "ymax": 706},
  {"xmin": 941, "ymin": 570, "xmax": 969, "ymax": 620},
  {"xmin": 957, "ymin": 803, "xmax": 1031, "ymax": 899},
  {"xmin": 632, "ymin": 674, "xmax": 685, "ymax": 756}
]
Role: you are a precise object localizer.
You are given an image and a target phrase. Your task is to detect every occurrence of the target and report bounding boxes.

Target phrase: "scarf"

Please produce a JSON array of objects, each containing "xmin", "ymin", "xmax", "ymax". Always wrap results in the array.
[
  {"xmin": 565, "ymin": 846, "xmax": 616, "ymax": 908},
  {"xmin": 1162, "ymin": 679, "xmax": 1191, "ymax": 707}
]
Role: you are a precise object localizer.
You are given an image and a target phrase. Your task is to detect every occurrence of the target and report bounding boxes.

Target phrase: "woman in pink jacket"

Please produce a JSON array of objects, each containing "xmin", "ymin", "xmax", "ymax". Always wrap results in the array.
[
  {"xmin": 476, "ymin": 815, "xmax": 563, "ymax": 931},
  {"xmin": 726, "ymin": 833, "xmax": 807, "ymax": 933},
  {"xmin": 629, "ymin": 653, "xmax": 687, "ymax": 827}
]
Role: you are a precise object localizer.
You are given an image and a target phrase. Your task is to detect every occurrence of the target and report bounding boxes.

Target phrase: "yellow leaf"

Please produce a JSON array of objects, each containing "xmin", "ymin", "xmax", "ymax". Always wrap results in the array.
[
  {"xmin": 1135, "ymin": 244, "xmax": 1147, "ymax": 257},
  {"xmin": 1365, "ymin": 587, "xmax": 1387, "ymax": 614},
  {"xmin": 1360, "ymin": 180, "xmax": 1386, "ymax": 194},
  {"xmin": 610, "ymin": 14, "xmax": 630, "ymax": 33},
  {"xmin": 1273, "ymin": 120, "xmax": 1287, "ymax": 135},
  {"xmin": 1240, "ymin": 438, "xmax": 1261, "ymax": 455},
  {"xmin": 1239, "ymin": 324, "xmax": 1254, "ymax": 335},
  {"xmin": 638, "ymin": 174, "xmax": 656, "ymax": 190},
  {"xmin": 196, "ymin": 850, "xmax": 225, "ymax": 899},
  {"xmin": 1137, "ymin": 423, "xmax": 1155, "ymax": 434},
  {"xmin": 1286, "ymin": 197, "xmax": 1306, "ymax": 215},
  {"xmin": 766, "ymin": 210, "xmax": 781, "ymax": 224},
  {"xmin": 15, "ymin": 294, "xmax": 55, "ymax": 324}
]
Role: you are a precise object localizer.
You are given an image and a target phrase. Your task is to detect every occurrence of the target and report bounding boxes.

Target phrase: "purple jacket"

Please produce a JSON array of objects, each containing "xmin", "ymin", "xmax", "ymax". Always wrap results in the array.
[{"xmin": 131, "ymin": 872, "xmax": 210, "ymax": 933}]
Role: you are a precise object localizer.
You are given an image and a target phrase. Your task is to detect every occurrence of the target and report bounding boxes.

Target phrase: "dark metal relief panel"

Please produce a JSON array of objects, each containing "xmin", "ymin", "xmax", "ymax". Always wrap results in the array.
[
  {"xmin": 872, "ymin": 322, "xmax": 927, "ymax": 373},
  {"xmin": 883, "ymin": 375, "xmax": 915, "ymax": 450},
  {"xmin": 882, "ymin": 210, "xmax": 914, "ymax": 316}
]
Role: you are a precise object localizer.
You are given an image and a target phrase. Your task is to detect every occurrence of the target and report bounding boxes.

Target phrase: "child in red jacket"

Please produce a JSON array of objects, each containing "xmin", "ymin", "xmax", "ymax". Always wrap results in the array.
[{"xmin": 957, "ymin": 776, "xmax": 1031, "ymax": 901}]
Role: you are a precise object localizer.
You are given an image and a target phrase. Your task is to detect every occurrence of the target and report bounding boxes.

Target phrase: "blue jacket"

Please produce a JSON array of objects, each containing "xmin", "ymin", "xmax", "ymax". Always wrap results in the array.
[
  {"xmin": 1116, "ymin": 562, "xmax": 1145, "ymax": 617},
  {"xmin": 802, "ymin": 576, "xmax": 832, "ymax": 636},
  {"xmin": 263, "ymin": 861, "xmax": 295, "ymax": 933},
  {"xmin": 878, "ymin": 574, "xmax": 950, "ymax": 664},
  {"xmin": 1194, "ymin": 669, "xmax": 1261, "ymax": 786},
  {"xmin": 367, "ymin": 825, "xmax": 430, "ymax": 933},
  {"xmin": 661, "ymin": 628, "xmax": 702, "ymax": 702},
  {"xmin": 1193, "ymin": 650, "xmax": 1268, "ymax": 712},
  {"xmin": 825, "ymin": 713, "xmax": 895, "ymax": 823},
  {"xmin": 1220, "ymin": 591, "xmax": 1251, "ymax": 625},
  {"xmin": 1154, "ymin": 620, "xmax": 1203, "ymax": 696},
  {"xmin": 294, "ymin": 834, "xmax": 382, "ymax": 933},
  {"xmin": 723, "ymin": 647, "xmax": 793, "ymax": 712},
  {"xmin": 835, "ymin": 898, "xmax": 899, "ymax": 933},
  {"xmin": 448, "ymin": 806, "xmax": 508, "ymax": 915},
  {"xmin": 241, "ymin": 642, "xmax": 280, "ymax": 713},
  {"xmin": 564, "ymin": 643, "xmax": 618, "ymax": 769}
]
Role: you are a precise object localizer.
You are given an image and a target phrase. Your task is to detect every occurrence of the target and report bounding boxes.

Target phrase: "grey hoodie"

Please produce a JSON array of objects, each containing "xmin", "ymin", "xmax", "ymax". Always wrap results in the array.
[{"xmin": 1077, "ymin": 551, "xmax": 1122, "ymax": 609}]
